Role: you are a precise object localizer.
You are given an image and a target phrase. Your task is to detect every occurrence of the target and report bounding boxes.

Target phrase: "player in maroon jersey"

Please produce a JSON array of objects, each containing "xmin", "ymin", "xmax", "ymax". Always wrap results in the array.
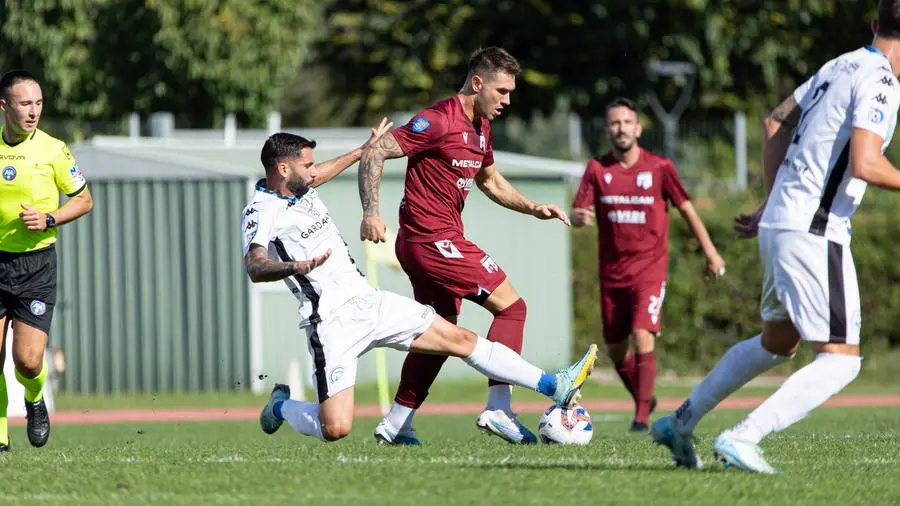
[
  {"xmin": 358, "ymin": 47, "xmax": 570, "ymax": 445},
  {"xmin": 571, "ymin": 97, "xmax": 726, "ymax": 432}
]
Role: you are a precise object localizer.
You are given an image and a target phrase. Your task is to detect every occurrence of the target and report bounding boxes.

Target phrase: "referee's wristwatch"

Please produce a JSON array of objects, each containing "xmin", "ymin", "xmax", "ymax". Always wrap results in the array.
[{"xmin": 45, "ymin": 214, "xmax": 56, "ymax": 229}]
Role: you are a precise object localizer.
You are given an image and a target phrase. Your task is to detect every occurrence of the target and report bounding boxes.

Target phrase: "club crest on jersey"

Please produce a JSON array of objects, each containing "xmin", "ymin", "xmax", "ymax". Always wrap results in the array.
[
  {"xmin": 2, "ymin": 166, "xmax": 15, "ymax": 181},
  {"xmin": 636, "ymin": 171, "xmax": 653, "ymax": 189},
  {"xmin": 462, "ymin": 132, "xmax": 468, "ymax": 144},
  {"xmin": 434, "ymin": 239, "xmax": 463, "ymax": 259},
  {"xmin": 411, "ymin": 115, "xmax": 430, "ymax": 133},
  {"xmin": 870, "ymin": 107, "xmax": 886, "ymax": 124},
  {"xmin": 480, "ymin": 134, "xmax": 486, "ymax": 150},
  {"xmin": 298, "ymin": 197, "xmax": 321, "ymax": 218},
  {"xmin": 603, "ymin": 173, "xmax": 613, "ymax": 184}
]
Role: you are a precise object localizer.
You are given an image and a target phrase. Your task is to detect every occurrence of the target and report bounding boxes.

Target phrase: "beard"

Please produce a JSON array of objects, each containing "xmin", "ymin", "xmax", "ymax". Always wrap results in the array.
[
  {"xmin": 286, "ymin": 173, "xmax": 310, "ymax": 197},
  {"xmin": 612, "ymin": 136, "xmax": 635, "ymax": 152}
]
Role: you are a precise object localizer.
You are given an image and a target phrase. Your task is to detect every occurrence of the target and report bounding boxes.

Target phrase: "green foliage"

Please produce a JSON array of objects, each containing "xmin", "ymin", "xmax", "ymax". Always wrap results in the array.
[
  {"xmin": 1, "ymin": 0, "xmax": 320, "ymax": 127},
  {"xmin": 572, "ymin": 190, "xmax": 900, "ymax": 376},
  {"xmin": 314, "ymin": 1, "xmax": 876, "ymax": 125}
]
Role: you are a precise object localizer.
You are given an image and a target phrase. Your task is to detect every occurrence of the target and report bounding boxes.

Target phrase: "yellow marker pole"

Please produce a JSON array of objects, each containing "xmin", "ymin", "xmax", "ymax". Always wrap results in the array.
[{"xmin": 364, "ymin": 231, "xmax": 402, "ymax": 416}]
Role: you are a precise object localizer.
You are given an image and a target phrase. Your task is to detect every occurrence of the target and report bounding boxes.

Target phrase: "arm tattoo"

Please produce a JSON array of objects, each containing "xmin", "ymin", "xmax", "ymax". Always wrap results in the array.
[
  {"xmin": 769, "ymin": 95, "xmax": 800, "ymax": 128},
  {"xmin": 244, "ymin": 245, "xmax": 296, "ymax": 283},
  {"xmin": 359, "ymin": 133, "xmax": 404, "ymax": 217}
]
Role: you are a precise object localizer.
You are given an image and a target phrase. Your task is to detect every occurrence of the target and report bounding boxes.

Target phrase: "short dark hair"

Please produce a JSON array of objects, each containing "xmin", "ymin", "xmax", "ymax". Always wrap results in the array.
[
  {"xmin": 0, "ymin": 69, "xmax": 38, "ymax": 100},
  {"xmin": 878, "ymin": 0, "xmax": 900, "ymax": 38},
  {"xmin": 260, "ymin": 133, "xmax": 317, "ymax": 173},
  {"xmin": 605, "ymin": 97, "xmax": 639, "ymax": 117},
  {"xmin": 468, "ymin": 47, "xmax": 521, "ymax": 80}
]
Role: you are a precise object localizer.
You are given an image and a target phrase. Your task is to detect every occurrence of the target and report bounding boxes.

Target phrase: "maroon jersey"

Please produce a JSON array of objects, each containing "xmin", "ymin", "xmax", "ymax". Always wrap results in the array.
[
  {"xmin": 391, "ymin": 96, "xmax": 494, "ymax": 243},
  {"xmin": 573, "ymin": 149, "xmax": 690, "ymax": 287}
]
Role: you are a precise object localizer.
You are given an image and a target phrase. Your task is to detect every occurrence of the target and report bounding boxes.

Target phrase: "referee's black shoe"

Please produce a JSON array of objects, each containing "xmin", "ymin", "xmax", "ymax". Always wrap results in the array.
[
  {"xmin": 25, "ymin": 399, "xmax": 50, "ymax": 447},
  {"xmin": 0, "ymin": 441, "xmax": 9, "ymax": 452}
]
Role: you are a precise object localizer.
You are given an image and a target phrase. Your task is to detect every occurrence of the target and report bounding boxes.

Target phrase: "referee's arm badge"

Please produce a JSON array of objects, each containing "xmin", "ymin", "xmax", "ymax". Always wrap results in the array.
[{"xmin": 52, "ymin": 144, "xmax": 87, "ymax": 195}]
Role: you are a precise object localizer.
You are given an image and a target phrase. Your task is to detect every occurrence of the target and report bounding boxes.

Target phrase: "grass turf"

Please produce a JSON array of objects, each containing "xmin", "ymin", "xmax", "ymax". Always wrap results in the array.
[{"xmin": 2, "ymin": 406, "xmax": 899, "ymax": 505}]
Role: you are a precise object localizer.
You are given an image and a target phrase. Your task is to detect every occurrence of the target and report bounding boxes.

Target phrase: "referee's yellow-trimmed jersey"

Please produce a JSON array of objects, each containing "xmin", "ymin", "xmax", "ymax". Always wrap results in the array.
[{"xmin": 0, "ymin": 127, "xmax": 87, "ymax": 253}]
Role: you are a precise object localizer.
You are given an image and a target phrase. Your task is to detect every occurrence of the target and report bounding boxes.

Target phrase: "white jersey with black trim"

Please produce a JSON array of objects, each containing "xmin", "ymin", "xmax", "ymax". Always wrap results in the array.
[
  {"xmin": 240, "ymin": 179, "xmax": 374, "ymax": 325},
  {"xmin": 760, "ymin": 46, "xmax": 900, "ymax": 245}
]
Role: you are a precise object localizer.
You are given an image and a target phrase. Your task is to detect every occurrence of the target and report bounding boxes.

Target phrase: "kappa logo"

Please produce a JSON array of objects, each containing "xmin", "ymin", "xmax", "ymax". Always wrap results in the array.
[
  {"xmin": 603, "ymin": 173, "xmax": 613, "ymax": 184},
  {"xmin": 881, "ymin": 76, "xmax": 895, "ymax": 87},
  {"xmin": 244, "ymin": 218, "xmax": 259, "ymax": 246},
  {"xmin": 636, "ymin": 171, "xmax": 653, "ymax": 189},
  {"xmin": 874, "ymin": 93, "xmax": 889, "ymax": 105},
  {"xmin": 434, "ymin": 239, "xmax": 463, "ymax": 259}
]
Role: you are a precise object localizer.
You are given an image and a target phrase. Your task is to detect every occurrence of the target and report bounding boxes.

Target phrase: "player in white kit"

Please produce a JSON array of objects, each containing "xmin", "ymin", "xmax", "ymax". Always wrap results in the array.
[
  {"xmin": 242, "ymin": 130, "xmax": 597, "ymax": 443},
  {"xmin": 652, "ymin": 1, "xmax": 900, "ymax": 473}
]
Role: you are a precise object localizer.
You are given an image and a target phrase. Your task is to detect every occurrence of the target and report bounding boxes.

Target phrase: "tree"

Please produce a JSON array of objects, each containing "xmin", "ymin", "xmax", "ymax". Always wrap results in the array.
[
  {"xmin": 310, "ymin": 0, "xmax": 876, "ymax": 125},
  {"xmin": 1, "ymin": 0, "xmax": 322, "ymax": 127}
]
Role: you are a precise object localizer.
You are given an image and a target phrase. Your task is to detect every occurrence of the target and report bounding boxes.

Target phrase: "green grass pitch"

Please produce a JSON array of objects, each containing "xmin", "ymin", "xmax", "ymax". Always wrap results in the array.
[{"xmin": 2, "ymin": 403, "xmax": 899, "ymax": 505}]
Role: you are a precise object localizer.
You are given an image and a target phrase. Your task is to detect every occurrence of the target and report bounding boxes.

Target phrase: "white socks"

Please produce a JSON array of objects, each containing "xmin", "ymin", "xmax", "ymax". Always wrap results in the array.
[
  {"xmin": 486, "ymin": 384, "xmax": 513, "ymax": 413},
  {"xmin": 384, "ymin": 402, "xmax": 415, "ymax": 433},
  {"xmin": 383, "ymin": 338, "xmax": 540, "ymax": 432},
  {"xmin": 729, "ymin": 353, "xmax": 862, "ymax": 443},
  {"xmin": 463, "ymin": 336, "xmax": 543, "ymax": 391},
  {"xmin": 677, "ymin": 335, "xmax": 790, "ymax": 434},
  {"xmin": 281, "ymin": 400, "xmax": 325, "ymax": 441}
]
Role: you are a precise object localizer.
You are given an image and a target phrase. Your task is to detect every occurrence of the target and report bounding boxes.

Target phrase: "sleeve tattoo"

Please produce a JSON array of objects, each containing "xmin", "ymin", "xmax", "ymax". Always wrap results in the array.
[
  {"xmin": 768, "ymin": 95, "xmax": 800, "ymax": 128},
  {"xmin": 244, "ymin": 245, "xmax": 296, "ymax": 283},
  {"xmin": 359, "ymin": 133, "xmax": 404, "ymax": 217}
]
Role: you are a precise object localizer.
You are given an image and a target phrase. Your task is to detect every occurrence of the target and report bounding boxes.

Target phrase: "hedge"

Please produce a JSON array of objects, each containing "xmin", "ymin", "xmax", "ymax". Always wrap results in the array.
[{"xmin": 571, "ymin": 191, "xmax": 900, "ymax": 377}]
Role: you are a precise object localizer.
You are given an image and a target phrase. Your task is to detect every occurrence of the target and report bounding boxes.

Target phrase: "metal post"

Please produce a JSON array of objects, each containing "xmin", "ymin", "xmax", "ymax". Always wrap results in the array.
[
  {"xmin": 568, "ymin": 112, "xmax": 583, "ymax": 161},
  {"xmin": 267, "ymin": 111, "xmax": 282, "ymax": 136},
  {"xmin": 734, "ymin": 111, "xmax": 748, "ymax": 191},
  {"xmin": 645, "ymin": 61, "xmax": 696, "ymax": 165},
  {"xmin": 128, "ymin": 112, "xmax": 140, "ymax": 141},
  {"xmin": 148, "ymin": 112, "xmax": 174, "ymax": 138},
  {"xmin": 224, "ymin": 113, "xmax": 237, "ymax": 147}
]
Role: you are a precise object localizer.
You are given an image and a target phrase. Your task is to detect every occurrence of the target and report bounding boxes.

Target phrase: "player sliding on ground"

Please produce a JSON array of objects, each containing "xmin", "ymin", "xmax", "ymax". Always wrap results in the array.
[{"xmin": 241, "ymin": 131, "xmax": 597, "ymax": 442}]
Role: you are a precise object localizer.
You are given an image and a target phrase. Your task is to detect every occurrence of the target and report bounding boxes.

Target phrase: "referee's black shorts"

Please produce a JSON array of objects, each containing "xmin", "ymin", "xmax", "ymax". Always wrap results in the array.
[{"xmin": 0, "ymin": 246, "xmax": 57, "ymax": 334}]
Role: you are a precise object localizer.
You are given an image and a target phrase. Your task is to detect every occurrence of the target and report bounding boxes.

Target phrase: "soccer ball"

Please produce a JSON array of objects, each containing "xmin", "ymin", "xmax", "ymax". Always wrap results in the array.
[{"xmin": 537, "ymin": 404, "xmax": 593, "ymax": 445}]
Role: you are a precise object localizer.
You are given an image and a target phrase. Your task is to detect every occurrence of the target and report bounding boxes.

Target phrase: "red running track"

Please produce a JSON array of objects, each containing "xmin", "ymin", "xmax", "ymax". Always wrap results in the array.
[{"xmin": 9, "ymin": 395, "xmax": 900, "ymax": 426}]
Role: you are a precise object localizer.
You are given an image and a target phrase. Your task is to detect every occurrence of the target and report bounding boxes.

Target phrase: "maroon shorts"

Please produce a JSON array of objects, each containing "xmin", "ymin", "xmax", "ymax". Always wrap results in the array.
[
  {"xmin": 395, "ymin": 235, "xmax": 507, "ymax": 317},
  {"xmin": 600, "ymin": 280, "xmax": 667, "ymax": 344}
]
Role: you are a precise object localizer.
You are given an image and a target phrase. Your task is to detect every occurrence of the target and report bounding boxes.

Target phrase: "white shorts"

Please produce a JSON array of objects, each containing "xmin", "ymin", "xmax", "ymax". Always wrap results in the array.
[
  {"xmin": 759, "ymin": 228, "xmax": 861, "ymax": 345},
  {"xmin": 302, "ymin": 290, "xmax": 436, "ymax": 403}
]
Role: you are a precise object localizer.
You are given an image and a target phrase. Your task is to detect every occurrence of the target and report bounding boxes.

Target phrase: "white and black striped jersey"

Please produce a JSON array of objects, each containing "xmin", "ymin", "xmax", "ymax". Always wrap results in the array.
[
  {"xmin": 240, "ymin": 179, "xmax": 373, "ymax": 325},
  {"xmin": 760, "ymin": 46, "xmax": 900, "ymax": 245}
]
